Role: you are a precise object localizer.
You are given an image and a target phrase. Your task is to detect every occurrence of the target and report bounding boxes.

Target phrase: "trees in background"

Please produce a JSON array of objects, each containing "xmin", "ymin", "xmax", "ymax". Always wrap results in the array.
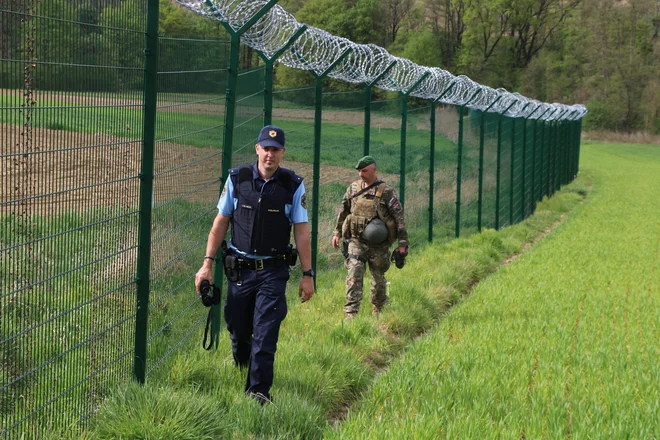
[{"xmin": 3, "ymin": 0, "xmax": 658, "ymax": 132}]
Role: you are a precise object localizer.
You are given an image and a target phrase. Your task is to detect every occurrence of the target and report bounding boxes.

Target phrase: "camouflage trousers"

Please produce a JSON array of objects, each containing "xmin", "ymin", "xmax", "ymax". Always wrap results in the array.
[{"xmin": 343, "ymin": 238, "xmax": 391, "ymax": 315}]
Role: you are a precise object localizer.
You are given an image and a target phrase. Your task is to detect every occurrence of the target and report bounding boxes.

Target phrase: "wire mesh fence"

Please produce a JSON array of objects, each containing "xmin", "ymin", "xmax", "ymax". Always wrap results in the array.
[{"xmin": 1, "ymin": 1, "xmax": 585, "ymax": 438}]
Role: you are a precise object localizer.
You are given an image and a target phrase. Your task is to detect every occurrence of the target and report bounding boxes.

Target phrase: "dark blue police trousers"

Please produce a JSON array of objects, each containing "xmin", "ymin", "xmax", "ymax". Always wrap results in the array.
[{"xmin": 224, "ymin": 265, "xmax": 289, "ymax": 396}]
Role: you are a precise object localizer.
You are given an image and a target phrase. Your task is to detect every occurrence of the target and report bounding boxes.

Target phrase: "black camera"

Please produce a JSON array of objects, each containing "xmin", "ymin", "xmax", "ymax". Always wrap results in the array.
[
  {"xmin": 391, "ymin": 248, "xmax": 408, "ymax": 269},
  {"xmin": 200, "ymin": 280, "xmax": 221, "ymax": 307}
]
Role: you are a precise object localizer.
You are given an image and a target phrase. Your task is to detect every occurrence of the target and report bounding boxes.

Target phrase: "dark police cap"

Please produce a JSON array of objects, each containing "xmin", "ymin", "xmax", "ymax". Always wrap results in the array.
[
  {"xmin": 257, "ymin": 125, "xmax": 285, "ymax": 149},
  {"xmin": 355, "ymin": 155, "xmax": 376, "ymax": 170}
]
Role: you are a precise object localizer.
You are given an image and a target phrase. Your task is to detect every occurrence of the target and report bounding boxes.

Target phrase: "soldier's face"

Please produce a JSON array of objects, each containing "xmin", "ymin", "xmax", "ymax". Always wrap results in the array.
[
  {"xmin": 358, "ymin": 163, "xmax": 377, "ymax": 184},
  {"xmin": 256, "ymin": 144, "xmax": 285, "ymax": 173}
]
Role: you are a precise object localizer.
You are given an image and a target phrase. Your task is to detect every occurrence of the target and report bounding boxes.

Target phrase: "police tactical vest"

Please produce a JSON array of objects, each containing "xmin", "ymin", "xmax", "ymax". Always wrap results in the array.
[{"xmin": 229, "ymin": 165, "xmax": 302, "ymax": 256}]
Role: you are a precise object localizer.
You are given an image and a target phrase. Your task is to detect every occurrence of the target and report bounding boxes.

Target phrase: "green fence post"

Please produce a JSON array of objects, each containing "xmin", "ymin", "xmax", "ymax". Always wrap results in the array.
[
  {"xmin": 521, "ymin": 104, "xmax": 539, "ymax": 219},
  {"xmin": 551, "ymin": 119, "xmax": 556, "ymax": 196},
  {"xmin": 399, "ymin": 71, "xmax": 430, "ymax": 210},
  {"xmin": 540, "ymin": 119, "xmax": 546, "ymax": 201},
  {"xmin": 308, "ymin": 48, "xmax": 353, "ymax": 284},
  {"xmin": 478, "ymin": 96, "xmax": 502, "ymax": 232},
  {"xmin": 531, "ymin": 107, "xmax": 551, "ymax": 211},
  {"xmin": 565, "ymin": 111, "xmax": 577, "ymax": 184},
  {"xmin": 569, "ymin": 114, "xmax": 578, "ymax": 180},
  {"xmin": 455, "ymin": 89, "xmax": 482, "ymax": 237},
  {"xmin": 428, "ymin": 81, "xmax": 456, "ymax": 240},
  {"xmin": 518, "ymin": 103, "xmax": 531, "ymax": 221},
  {"xmin": 457, "ymin": 105, "xmax": 465, "ymax": 237},
  {"xmin": 576, "ymin": 116, "xmax": 583, "ymax": 176},
  {"xmin": 553, "ymin": 110, "xmax": 568, "ymax": 194},
  {"xmin": 545, "ymin": 109, "xmax": 558, "ymax": 198},
  {"xmin": 134, "ymin": 0, "xmax": 159, "ymax": 384},
  {"xmin": 363, "ymin": 60, "xmax": 397, "ymax": 156},
  {"xmin": 429, "ymin": 101, "xmax": 436, "ymax": 242},
  {"xmin": 255, "ymin": 25, "xmax": 307, "ymax": 126},
  {"xmin": 495, "ymin": 100, "xmax": 517, "ymax": 230},
  {"xmin": 510, "ymin": 116, "xmax": 516, "ymax": 226}
]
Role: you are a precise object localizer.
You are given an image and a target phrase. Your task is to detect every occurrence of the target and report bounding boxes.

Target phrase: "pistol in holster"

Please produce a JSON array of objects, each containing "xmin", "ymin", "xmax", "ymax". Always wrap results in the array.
[
  {"xmin": 221, "ymin": 240, "xmax": 240, "ymax": 283},
  {"xmin": 285, "ymin": 244, "xmax": 298, "ymax": 266},
  {"xmin": 341, "ymin": 240, "xmax": 349, "ymax": 260}
]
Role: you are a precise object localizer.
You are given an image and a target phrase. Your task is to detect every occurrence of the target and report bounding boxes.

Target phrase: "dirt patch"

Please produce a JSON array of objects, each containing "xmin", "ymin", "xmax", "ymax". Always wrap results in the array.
[
  {"xmin": 1, "ymin": 122, "xmax": 223, "ymax": 216},
  {"xmin": 2, "ymin": 122, "xmax": 402, "ymax": 217}
]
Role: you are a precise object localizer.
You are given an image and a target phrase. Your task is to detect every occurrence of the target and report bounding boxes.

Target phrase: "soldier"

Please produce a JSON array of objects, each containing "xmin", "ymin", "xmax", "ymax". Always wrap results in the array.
[
  {"xmin": 195, "ymin": 125, "xmax": 314, "ymax": 405},
  {"xmin": 331, "ymin": 156, "xmax": 408, "ymax": 319}
]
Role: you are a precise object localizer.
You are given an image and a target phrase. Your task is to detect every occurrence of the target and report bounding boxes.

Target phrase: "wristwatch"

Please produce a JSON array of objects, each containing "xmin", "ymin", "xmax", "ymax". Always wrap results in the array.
[{"xmin": 302, "ymin": 269, "xmax": 315, "ymax": 278}]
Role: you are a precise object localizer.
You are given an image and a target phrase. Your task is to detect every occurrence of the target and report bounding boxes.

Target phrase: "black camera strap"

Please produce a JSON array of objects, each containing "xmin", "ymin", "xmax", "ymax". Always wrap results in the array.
[
  {"xmin": 202, "ymin": 310, "xmax": 213, "ymax": 350},
  {"xmin": 201, "ymin": 283, "xmax": 222, "ymax": 351},
  {"xmin": 203, "ymin": 308, "xmax": 214, "ymax": 350},
  {"xmin": 348, "ymin": 180, "xmax": 383, "ymax": 200}
]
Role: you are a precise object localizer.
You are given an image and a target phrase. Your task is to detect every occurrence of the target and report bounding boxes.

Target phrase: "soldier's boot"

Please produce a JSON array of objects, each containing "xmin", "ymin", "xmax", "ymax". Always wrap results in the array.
[{"xmin": 372, "ymin": 299, "xmax": 388, "ymax": 316}]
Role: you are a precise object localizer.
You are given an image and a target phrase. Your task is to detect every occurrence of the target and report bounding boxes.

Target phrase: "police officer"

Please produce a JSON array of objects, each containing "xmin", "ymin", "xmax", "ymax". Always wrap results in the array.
[
  {"xmin": 331, "ymin": 156, "xmax": 408, "ymax": 319},
  {"xmin": 195, "ymin": 125, "xmax": 314, "ymax": 405}
]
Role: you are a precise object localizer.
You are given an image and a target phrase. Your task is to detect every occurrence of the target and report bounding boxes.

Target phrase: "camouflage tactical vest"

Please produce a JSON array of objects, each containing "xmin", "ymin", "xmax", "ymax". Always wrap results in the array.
[{"xmin": 342, "ymin": 184, "xmax": 396, "ymax": 244}]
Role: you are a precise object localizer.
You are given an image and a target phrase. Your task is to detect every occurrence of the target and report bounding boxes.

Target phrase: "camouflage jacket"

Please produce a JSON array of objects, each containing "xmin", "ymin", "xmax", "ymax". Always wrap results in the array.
[{"xmin": 333, "ymin": 179, "xmax": 409, "ymax": 247}]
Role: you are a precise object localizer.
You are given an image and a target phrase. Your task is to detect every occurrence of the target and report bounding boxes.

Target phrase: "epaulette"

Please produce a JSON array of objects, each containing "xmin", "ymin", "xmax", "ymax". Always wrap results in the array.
[{"xmin": 238, "ymin": 167, "xmax": 252, "ymax": 183}]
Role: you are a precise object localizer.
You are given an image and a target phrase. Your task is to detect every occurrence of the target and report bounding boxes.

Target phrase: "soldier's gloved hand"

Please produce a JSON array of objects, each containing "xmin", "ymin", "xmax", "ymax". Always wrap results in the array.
[{"xmin": 391, "ymin": 247, "xmax": 408, "ymax": 269}]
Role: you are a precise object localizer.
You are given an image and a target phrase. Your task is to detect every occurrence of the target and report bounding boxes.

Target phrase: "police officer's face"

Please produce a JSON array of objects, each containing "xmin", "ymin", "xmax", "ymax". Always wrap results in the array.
[
  {"xmin": 358, "ymin": 163, "xmax": 377, "ymax": 184},
  {"xmin": 256, "ymin": 144, "xmax": 285, "ymax": 174}
]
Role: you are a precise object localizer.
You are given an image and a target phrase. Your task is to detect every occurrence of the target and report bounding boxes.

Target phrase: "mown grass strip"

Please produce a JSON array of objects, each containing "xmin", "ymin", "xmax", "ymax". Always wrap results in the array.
[
  {"xmin": 75, "ymin": 163, "xmax": 591, "ymax": 439},
  {"xmin": 330, "ymin": 142, "xmax": 660, "ymax": 439}
]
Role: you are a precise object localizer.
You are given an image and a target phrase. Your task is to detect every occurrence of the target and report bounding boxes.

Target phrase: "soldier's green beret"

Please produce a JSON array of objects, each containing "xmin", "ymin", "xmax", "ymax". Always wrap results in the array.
[{"xmin": 355, "ymin": 155, "xmax": 376, "ymax": 170}]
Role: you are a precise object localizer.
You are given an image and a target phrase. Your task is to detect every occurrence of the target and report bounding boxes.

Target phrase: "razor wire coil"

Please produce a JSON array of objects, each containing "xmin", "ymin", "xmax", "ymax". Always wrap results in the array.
[{"xmin": 175, "ymin": 0, "xmax": 587, "ymax": 120}]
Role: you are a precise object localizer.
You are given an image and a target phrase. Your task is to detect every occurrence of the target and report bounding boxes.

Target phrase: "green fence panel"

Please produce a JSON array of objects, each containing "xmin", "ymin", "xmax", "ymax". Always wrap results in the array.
[
  {"xmin": 458, "ymin": 109, "xmax": 481, "ymax": 236},
  {"xmin": 1, "ymin": 1, "xmax": 146, "ymax": 437},
  {"xmin": 227, "ymin": 66, "xmax": 266, "ymax": 167},
  {"xmin": 497, "ymin": 116, "xmax": 514, "ymax": 229},
  {"xmin": 429, "ymin": 104, "xmax": 458, "ymax": 241},
  {"xmin": 319, "ymin": 86, "xmax": 366, "ymax": 271},
  {"xmin": 404, "ymin": 102, "xmax": 432, "ymax": 248},
  {"xmin": 522, "ymin": 118, "xmax": 536, "ymax": 218},
  {"xmin": 479, "ymin": 111, "xmax": 500, "ymax": 230},
  {"xmin": 510, "ymin": 117, "xmax": 525, "ymax": 224},
  {"xmin": 145, "ymin": 33, "xmax": 229, "ymax": 378}
]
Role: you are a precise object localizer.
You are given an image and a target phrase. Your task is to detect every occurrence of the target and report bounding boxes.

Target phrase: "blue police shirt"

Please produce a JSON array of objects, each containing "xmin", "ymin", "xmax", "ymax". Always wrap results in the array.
[{"xmin": 217, "ymin": 165, "xmax": 308, "ymax": 258}]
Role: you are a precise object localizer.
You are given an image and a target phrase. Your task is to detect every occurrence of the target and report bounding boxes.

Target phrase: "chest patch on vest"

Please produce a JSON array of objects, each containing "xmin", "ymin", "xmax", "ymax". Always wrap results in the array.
[
  {"xmin": 267, "ymin": 209, "xmax": 280, "ymax": 213},
  {"xmin": 241, "ymin": 204, "xmax": 253, "ymax": 209}
]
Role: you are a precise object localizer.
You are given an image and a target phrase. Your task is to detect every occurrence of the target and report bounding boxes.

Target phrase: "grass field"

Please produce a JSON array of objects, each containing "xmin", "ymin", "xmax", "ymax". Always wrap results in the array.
[
  {"xmin": 55, "ymin": 138, "xmax": 625, "ymax": 438},
  {"xmin": 331, "ymin": 142, "xmax": 660, "ymax": 439}
]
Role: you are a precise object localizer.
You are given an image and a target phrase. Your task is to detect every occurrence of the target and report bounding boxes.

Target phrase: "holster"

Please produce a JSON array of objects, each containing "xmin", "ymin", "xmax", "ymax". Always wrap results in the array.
[
  {"xmin": 286, "ymin": 244, "xmax": 298, "ymax": 266},
  {"xmin": 341, "ymin": 240, "xmax": 348, "ymax": 259},
  {"xmin": 221, "ymin": 240, "xmax": 240, "ymax": 282}
]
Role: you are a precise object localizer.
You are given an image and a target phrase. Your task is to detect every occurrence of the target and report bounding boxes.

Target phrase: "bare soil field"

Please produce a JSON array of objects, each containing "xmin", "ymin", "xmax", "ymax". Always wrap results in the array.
[{"xmin": 1, "ymin": 123, "xmax": 398, "ymax": 216}]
